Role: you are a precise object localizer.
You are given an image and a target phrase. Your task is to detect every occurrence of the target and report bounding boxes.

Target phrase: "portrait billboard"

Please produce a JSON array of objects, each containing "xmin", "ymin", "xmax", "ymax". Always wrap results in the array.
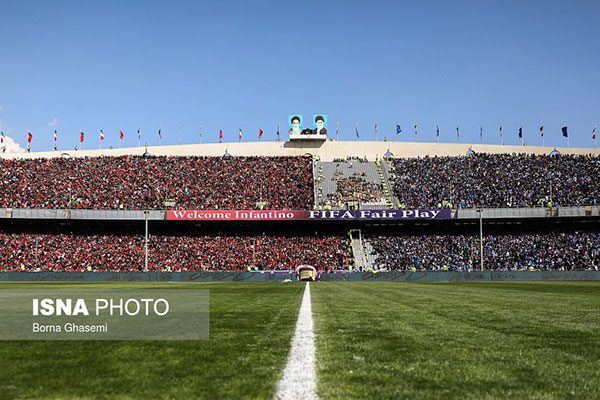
[
  {"xmin": 312, "ymin": 114, "xmax": 328, "ymax": 135},
  {"xmin": 288, "ymin": 115, "xmax": 303, "ymax": 136}
]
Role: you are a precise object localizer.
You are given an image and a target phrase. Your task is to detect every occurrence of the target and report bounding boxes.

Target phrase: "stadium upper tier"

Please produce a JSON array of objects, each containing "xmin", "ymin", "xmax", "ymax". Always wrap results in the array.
[
  {"xmin": 0, "ymin": 155, "xmax": 314, "ymax": 210},
  {"xmin": 1, "ymin": 141, "xmax": 599, "ymax": 211},
  {"xmin": 391, "ymin": 153, "xmax": 600, "ymax": 208}
]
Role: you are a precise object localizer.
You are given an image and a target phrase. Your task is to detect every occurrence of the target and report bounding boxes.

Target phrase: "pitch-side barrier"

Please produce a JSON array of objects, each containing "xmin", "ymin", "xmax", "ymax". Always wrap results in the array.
[{"xmin": 1, "ymin": 271, "xmax": 599, "ymax": 282}]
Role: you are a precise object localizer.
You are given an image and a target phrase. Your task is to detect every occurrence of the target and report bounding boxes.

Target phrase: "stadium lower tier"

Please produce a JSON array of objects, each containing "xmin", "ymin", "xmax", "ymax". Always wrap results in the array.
[
  {"xmin": 0, "ymin": 227, "xmax": 350, "ymax": 272},
  {"xmin": 1, "ymin": 221, "xmax": 599, "ymax": 272},
  {"xmin": 367, "ymin": 228, "xmax": 600, "ymax": 271}
]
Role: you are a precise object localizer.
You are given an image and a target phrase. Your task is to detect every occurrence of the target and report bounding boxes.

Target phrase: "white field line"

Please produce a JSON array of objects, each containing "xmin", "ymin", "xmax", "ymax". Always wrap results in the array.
[{"xmin": 275, "ymin": 282, "xmax": 318, "ymax": 400}]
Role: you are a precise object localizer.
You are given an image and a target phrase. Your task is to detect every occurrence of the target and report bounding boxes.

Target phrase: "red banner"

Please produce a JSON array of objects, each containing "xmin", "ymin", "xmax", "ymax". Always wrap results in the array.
[{"xmin": 167, "ymin": 209, "xmax": 451, "ymax": 221}]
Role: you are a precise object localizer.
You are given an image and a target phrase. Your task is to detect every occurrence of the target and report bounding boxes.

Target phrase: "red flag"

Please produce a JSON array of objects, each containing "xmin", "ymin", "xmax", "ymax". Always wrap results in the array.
[
  {"xmin": 27, "ymin": 132, "xmax": 32, "ymax": 143},
  {"xmin": 80, "ymin": 131, "xmax": 85, "ymax": 143},
  {"xmin": 259, "ymin": 129, "xmax": 263, "ymax": 139},
  {"xmin": 158, "ymin": 128, "xmax": 162, "ymax": 139},
  {"xmin": 120, "ymin": 130, "xmax": 124, "ymax": 140},
  {"xmin": 219, "ymin": 130, "xmax": 223, "ymax": 140}
]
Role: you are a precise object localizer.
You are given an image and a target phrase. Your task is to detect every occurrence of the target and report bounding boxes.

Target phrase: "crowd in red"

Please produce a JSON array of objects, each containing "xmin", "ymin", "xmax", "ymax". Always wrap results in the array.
[
  {"xmin": 0, "ymin": 155, "xmax": 314, "ymax": 210},
  {"xmin": 0, "ymin": 229, "xmax": 350, "ymax": 272}
]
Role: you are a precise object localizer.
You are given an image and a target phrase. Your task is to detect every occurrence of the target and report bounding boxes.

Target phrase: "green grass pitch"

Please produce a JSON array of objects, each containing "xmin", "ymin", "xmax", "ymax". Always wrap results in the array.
[{"xmin": 1, "ymin": 281, "xmax": 599, "ymax": 399}]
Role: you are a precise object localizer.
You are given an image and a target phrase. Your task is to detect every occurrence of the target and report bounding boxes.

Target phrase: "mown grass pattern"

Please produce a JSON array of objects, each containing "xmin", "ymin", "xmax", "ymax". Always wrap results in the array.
[
  {"xmin": 312, "ymin": 282, "xmax": 600, "ymax": 400},
  {"xmin": 0, "ymin": 282, "xmax": 304, "ymax": 400}
]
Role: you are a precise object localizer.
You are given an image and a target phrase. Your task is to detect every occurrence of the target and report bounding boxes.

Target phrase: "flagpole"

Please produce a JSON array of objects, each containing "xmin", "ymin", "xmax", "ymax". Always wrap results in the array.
[
  {"xmin": 160, "ymin": 125, "xmax": 162, "ymax": 146},
  {"xmin": 179, "ymin": 126, "xmax": 182, "ymax": 146},
  {"xmin": 137, "ymin": 128, "xmax": 141, "ymax": 147},
  {"xmin": 480, "ymin": 126, "xmax": 482, "ymax": 144},
  {"xmin": 199, "ymin": 126, "xmax": 202, "ymax": 144},
  {"xmin": 521, "ymin": 124, "xmax": 524, "ymax": 146},
  {"xmin": 375, "ymin": 124, "xmax": 378, "ymax": 141},
  {"xmin": 500, "ymin": 125, "xmax": 504, "ymax": 146},
  {"xmin": 594, "ymin": 125, "xmax": 597, "ymax": 148}
]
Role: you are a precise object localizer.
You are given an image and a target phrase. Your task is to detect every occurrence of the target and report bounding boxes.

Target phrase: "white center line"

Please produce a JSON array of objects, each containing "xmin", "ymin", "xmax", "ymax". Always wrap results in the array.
[{"xmin": 275, "ymin": 282, "xmax": 318, "ymax": 400}]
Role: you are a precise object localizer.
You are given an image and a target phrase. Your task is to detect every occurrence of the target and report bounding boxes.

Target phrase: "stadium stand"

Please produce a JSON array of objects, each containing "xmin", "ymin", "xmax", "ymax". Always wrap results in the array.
[
  {"xmin": 390, "ymin": 153, "xmax": 600, "ymax": 208},
  {"xmin": 0, "ymin": 155, "xmax": 314, "ymax": 210},
  {"xmin": 2, "ymin": 144, "xmax": 600, "ymax": 273},
  {"xmin": 366, "ymin": 225, "xmax": 600, "ymax": 271},
  {"xmin": 0, "ymin": 225, "xmax": 350, "ymax": 272},
  {"xmin": 315, "ymin": 157, "xmax": 389, "ymax": 209}
]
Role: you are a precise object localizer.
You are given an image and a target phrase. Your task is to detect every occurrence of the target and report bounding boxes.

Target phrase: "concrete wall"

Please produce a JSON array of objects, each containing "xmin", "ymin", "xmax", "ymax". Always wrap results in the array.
[
  {"xmin": 2, "ymin": 141, "xmax": 599, "ymax": 162},
  {"xmin": 1, "ymin": 271, "xmax": 598, "ymax": 282}
]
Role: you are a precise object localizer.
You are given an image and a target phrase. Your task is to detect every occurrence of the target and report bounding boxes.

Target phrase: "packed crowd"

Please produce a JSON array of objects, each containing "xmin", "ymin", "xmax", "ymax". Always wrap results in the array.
[
  {"xmin": 326, "ymin": 175, "xmax": 385, "ymax": 206},
  {"xmin": 0, "ymin": 229, "xmax": 349, "ymax": 272},
  {"xmin": 0, "ymin": 155, "xmax": 313, "ymax": 210},
  {"xmin": 391, "ymin": 153, "xmax": 600, "ymax": 208},
  {"xmin": 368, "ymin": 230, "xmax": 600, "ymax": 271}
]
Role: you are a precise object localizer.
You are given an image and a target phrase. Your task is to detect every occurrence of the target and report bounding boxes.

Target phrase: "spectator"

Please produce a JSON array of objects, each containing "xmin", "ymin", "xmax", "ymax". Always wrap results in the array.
[
  {"xmin": 0, "ymin": 155, "xmax": 314, "ymax": 210},
  {"xmin": 391, "ymin": 153, "xmax": 600, "ymax": 208}
]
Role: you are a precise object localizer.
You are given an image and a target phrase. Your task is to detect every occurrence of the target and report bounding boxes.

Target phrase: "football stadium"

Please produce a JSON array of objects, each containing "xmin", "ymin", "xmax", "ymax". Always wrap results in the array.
[
  {"xmin": 2, "ymin": 1, "xmax": 600, "ymax": 399},
  {"xmin": 1, "ymin": 140, "xmax": 600, "ymax": 399}
]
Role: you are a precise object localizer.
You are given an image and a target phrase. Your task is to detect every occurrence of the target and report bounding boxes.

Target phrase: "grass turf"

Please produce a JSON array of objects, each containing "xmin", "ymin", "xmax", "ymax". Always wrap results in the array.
[
  {"xmin": 0, "ymin": 282, "xmax": 304, "ymax": 400},
  {"xmin": 311, "ymin": 281, "xmax": 600, "ymax": 399},
  {"xmin": 1, "ymin": 281, "xmax": 599, "ymax": 399}
]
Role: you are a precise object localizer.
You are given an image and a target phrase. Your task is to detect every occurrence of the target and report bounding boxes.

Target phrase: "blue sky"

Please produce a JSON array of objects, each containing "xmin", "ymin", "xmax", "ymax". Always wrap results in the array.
[{"xmin": 0, "ymin": 0, "xmax": 598, "ymax": 151}]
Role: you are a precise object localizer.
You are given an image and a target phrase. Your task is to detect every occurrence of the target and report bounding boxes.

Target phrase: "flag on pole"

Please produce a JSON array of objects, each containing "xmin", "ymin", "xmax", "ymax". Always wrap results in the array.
[
  {"xmin": 259, "ymin": 129, "xmax": 263, "ymax": 140},
  {"xmin": 219, "ymin": 129, "xmax": 223, "ymax": 141},
  {"xmin": 456, "ymin": 126, "xmax": 459, "ymax": 142},
  {"xmin": 27, "ymin": 132, "xmax": 32, "ymax": 143},
  {"xmin": 518, "ymin": 126, "xmax": 523, "ymax": 138},
  {"xmin": 593, "ymin": 126, "xmax": 596, "ymax": 140},
  {"xmin": 562, "ymin": 126, "xmax": 568, "ymax": 137},
  {"xmin": 336, "ymin": 122, "xmax": 339, "ymax": 140},
  {"xmin": 0, "ymin": 131, "xmax": 4, "ymax": 144},
  {"xmin": 158, "ymin": 128, "xmax": 162, "ymax": 140},
  {"xmin": 396, "ymin": 124, "xmax": 401, "ymax": 135},
  {"xmin": 277, "ymin": 124, "xmax": 280, "ymax": 141},
  {"xmin": 355, "ymin": 123, "xmax": 359, "ymax": 138},
  {"xmin": 80, "ymin": 131, "xmax": 85, "ymax": 142},
  {"xmin": 137, "ymin": 128, "xmax": 141, "ymax": 140},
  {"xmin": 436, "ymin": 124, "xmax": 439, "ymax": 140},
  {"xmin": 54, "ymin": 130, "xmax": 57, "ymax": 142},
  {"xmin": 120, "ymin": 130, "xmax": 124, "ymax": 140},
  {"xmin": 374, "ymin": 123, "xmax": 378, "ymax": 140},
  {"xmin": 480, "ymin": 126, "xmax": 483, "ymax": 142},
  {"xmin": 100, "ymin": 129, "xmax": 105, "ymax": 141},
  {"xmin": 239, "ymin": 128, "xmax": 242, "ymax": 141},
  {"xmin": 540, "ymin": 126, "xmax": 544, "ymax": 137},
  {"xmin": 414, "ymin": 124, "xmax": 418, "ymax": 139}
]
